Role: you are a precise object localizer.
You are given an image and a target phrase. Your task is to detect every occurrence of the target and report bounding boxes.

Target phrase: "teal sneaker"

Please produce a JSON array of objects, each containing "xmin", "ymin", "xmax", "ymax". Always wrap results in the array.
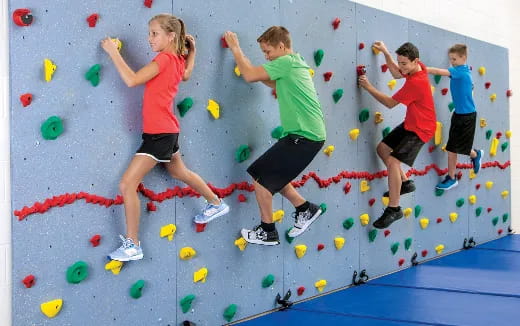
[
  {"xmin": 436, "ymin": 175, "xmax": 458, "ymax": 190},
  {"xmin": 108, "ymin": 235, "xmax": 143, "ymax": 261},
  {"xmin": 194, "ymin": 199, "xmax": 230, "ymax": 224},
  {"xmin": 472, "ymin": 149, "xmax": 484, "ymax": 174}
]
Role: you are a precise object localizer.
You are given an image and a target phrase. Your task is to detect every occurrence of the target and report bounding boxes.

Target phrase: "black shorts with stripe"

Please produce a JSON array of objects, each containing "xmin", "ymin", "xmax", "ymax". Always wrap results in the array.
[{"xmin": 136, "ymin": 133, "xmax": 179, "ymax": 162}]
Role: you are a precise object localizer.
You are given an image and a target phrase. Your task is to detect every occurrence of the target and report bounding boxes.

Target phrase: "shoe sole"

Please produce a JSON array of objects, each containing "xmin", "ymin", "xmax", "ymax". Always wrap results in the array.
[
  {"xmin": 288, "ymin": 208, "xmax": 322, "ymax": 237},
  {"xmin": 108, "ymin": 253, "xmax": 144, "ymax": 262},
  {"xmin": 240, "ymin": 229, "xmax": 280, "ymax": 246},
  {"xmin": 435, "ymin": 182, "xmax": 458, "ymax": 190},
  {"xmin": 194, "ymin": 205, "xmax": 230, "ymax": 224}
]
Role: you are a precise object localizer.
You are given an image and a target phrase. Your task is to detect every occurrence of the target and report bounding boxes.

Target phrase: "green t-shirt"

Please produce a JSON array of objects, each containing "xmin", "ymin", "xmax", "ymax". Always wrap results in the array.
[{"xmin": 263, "ymin": 53, "xmax": 326, "ymax": 141}]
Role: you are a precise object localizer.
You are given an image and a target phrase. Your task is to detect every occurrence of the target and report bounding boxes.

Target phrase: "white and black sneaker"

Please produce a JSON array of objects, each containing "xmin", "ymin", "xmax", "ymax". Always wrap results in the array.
[
  {"xmin": 287, "ymin": 202, "xmax": 322, "ymax": 237},
  {"xmin": 241, "ymin": 225, "xmax": 280, "ymax": 246}
]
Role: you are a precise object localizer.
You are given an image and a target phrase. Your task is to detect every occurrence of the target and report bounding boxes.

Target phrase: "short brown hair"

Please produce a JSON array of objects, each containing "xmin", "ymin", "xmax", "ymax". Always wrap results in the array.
[
  {"xmin": 449, "ymin": 44, "xmax": 467, "ymax": 56},
  {"xmin": 257, "ymin": 26, "xmax": 291, "ymax": 49}
]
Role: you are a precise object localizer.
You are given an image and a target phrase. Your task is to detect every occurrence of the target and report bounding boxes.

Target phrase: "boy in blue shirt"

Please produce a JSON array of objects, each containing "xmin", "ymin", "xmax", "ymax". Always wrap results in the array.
[{"xmin": 427, "ymin": 44, "xmax": 483, "ymax": 190}]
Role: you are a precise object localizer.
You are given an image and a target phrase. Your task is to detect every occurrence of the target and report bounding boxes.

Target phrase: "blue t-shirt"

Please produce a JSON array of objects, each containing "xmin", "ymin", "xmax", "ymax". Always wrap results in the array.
[{"xmin": 448, "ymin": 65, "xmax": 476, "ymax": 114}]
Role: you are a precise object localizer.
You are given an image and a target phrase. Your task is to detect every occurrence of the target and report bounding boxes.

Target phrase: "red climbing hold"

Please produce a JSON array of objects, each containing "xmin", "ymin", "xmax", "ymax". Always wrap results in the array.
[
  {"xmin": 317, "ymin": 243, "xmax": 325, "ymax": 251},
  {"xmin": 20, "ymin": 93, "xmax": 32, "ymax": 107},
  {"xmin": 398, "ymin": 258, "xmax": 405, "ymax": 266},
  {"xmin": 86, "ymin": 13, "xmax": 98, "ymax": 27},
  {"xmin": 146, "ymin": 201, "xmax": 157, "ymax": 212},
  {"xmin": 441, "ymin": 88, "xmax": 448, "ymax": 95},
  {"xmin": 496, "ymin": 132, "xmax": 502, "ymax": 139},
  {"xmin": 332, "ymin": 17, "xmax": 341, "ymax": 30},
  {"xmin": 498, "ymin": 229, "xmax": 503, "ymax": 235},
  {"xmin": 358, "ymin": 42, "xmax": 365, "ymax": 50},
  {"xmin": 195, "ymin": 223, "xmax": 206, "ymax": 233},
  {"xmin": 384, "ymin": 230, "xmax": 391, "ymax": 237},
  {"xmin": 297, "ymin": 286, "xmax": 305, "ymax": 296},
  {"xmin": 506, "ymin": 89, "xmax": 513, "ymax": 97},
  {"xmin": 476, "ymin": 184, "xmax": 481, "ymax": 190},
  {"xmin": 343, "ymin": 182, "xmax": 351, "ymax": 194},
  {"xmin": 22, "ymin": 275, "xmax": 35, "ymax": 288},
  {"xmin": 323, "ymin": 71, "xmax": 333, "ymax": 82},
  {"xmin": 487, "ymin": 207, "xmax": 492, "ymax": 213},
  {"xmin": 421, "ymin": 250, "xmax": 428, "ymax": 257},
  {"xmin": 485, "ymin": 82, "xmax": 491, "ymax": 89},
  {"xmin": 381, "ymin": 64, "xmax": 388, "ymax": 73},
  {"xmin": 271, "ymin": 89, "xmax": 277, "ymax": 99},
  {"xmin": 220, "ymin": 36, "xmax": 229, "ymax": 48},
  {"xmin": 428, "ymin": 145, "xmax": 435, "ymax": 153},
  {"xmin": 90, "ymin": 234, "xmax": 101, "ymax": 247},
  {"xmin": 13, "ymin": 8, "xmax": 33, "ymax": 27},
  {"xmin": 237, "ymin": 194, "xmax": 247, "ymax": 202},
  {"xmin": 456, "ymin": 171, "xmax": 462, "ymax": 180},
  {"xmin": 436, "ymin": 217, "xmax": 443, "ymax": 224},
  {"xmin": 144, "ymin": 0, "xmax": 153, "ymax": 8},
  {"xmin": 368, "ymin": 198, "xmax": 376, "ymax": 207}
]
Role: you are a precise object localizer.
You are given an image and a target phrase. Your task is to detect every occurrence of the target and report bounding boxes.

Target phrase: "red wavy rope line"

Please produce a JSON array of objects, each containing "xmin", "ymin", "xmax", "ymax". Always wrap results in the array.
[{"xmin": 14, "ymin": 161, "xmax": 510, "ymax": 221}]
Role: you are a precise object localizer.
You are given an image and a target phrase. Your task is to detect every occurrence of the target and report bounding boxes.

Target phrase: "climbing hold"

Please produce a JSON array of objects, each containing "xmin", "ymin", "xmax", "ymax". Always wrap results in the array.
[
  {"xmin": 220, "ymin": 36, "xmax": 228, "ymax": 48},
  {"xmin": 496, "ymin": 131, "xmax": 502, "ymax": 139},
  {"xmin": 398, "ymin": 258, "xmax": 406, "ymax": 266},
  {"xmin": 358, "ymin": 42, "xmax": 365, "ymax": 50},
  {"xmin": 308, "ymin": 68, "xmax": 315, "ymax": 77},
  {"xmin": 144, "ymin": 0, "xmax": 153, "ymax": 8},
  {"xmin": 486, "ymin": 129, "xmax": 493, "ymax": 140},
  {"xmin": 404, "ymin": 238, "xmax": 412, "ymax": 250},
  {"xmin": 66, "ymin": 261, "xmax": 88, "ymax": 284},
  {"xmin": 448, "ymin": 102, "xmax": 455, "ymax": 112},
  {"xmin": 20, "ymin": 93, "xmax": 32, "ymax": 107},
  {"xmin": 130, "ymin": 280, "xmax": 145, "ymax": 299},
  {"xmin": 384, "ymin": 230, "xmax": 391, "ymax": 237},
  {"xmin": 506, "ymin": 89, "xmax": 513, "ymax": 97},
  {"xmin": 435, "ymin": 244, "xmax": 445, "ymax": 254},
  {"xmin": 13, "ymin": 8, "xmax": 33, "ymax": 27},
  {"xmin": 449, "ymin": 212, "xmax": 458, "ymax": 223},
  {"xmin": 469, "ymin": 170, "xmax": 476, "ymax": 180},
  {"xmin": 272, "ymin": 209, "xmax": 285, "ymax": 223},
  {"xmin": 360, "ymin": 213, "xmax": 370, "ymax": 226},
  {"xmin": 492, "ymin": 217, "xmax": 499, "ymax": 226},
  {"xmin": 414, "ymin": 205, "xmax": 422, "ymax": 218},
  {"xmin": 317, "ymin": 243, "xmax": 325, "ymax": 251},
  {"xmin": 441, "ymin": 88, "xmax": 448, "ymax": 95},
  {"xmin": 368, "ymin": 198, "xmax": 376, "ymax": 207},
  {"xmin": 262, "ymin": 274, "xmax": 275, "ymax": 288},
  {"xmin": 343, "ymin": 182, "xmax": 352, "ymax": 194},
  {"xmin": 180, "ymin": 294, "xmax": 196, "ymax": 313},
  {"xmin": 315, "ymin": 279, "xmax": 327, "ymax": 292},
  {"xmin": 368, "ymin": 229, "xmax": 378, "ymax": 242},
  {"xmin": 487, "ymin": 207, "xmax": 493, "ymax": 213},
  {"xmin": 490, "ymin": 138, "xmax": 499, "ymax": 156},
  {"xmin": 403, "ymin": 207, "xmax": 412, "ymax": 218},
  {"xmin": 323, "ymin": 145, "xmax": 335, "ymax": 156},
  {"xmin": 485, "ymin": 181, "xmax": 494, "ymax": 189},
  {"xmin": 177, "ymin": 97, "xmax": 194, "ymax": 117},
  {"xmin": 90, "ymin": 234, "xmax": 101, "ymax": 247},
  {"xmin": 272, "ymin": 88, "xmax": 278, "ymax": 99},
  {"xmin": 193, "ymin": 268, "xmax": 208, "ymax": 283},
  {"xmin": 271, "ymin": 126, "xmax": 284, "ymax": 139},
  {"xmin": 206, "ymin": 99, "xmax": 220, "ymax": 119},
  {"xmin": 387, "ymin": 79, "xmax": 397, "ymax": 90},
  {"xmin": 382, "ymin": 126, "xmax": 391, "ymax": 138},
  {"xmin": 468, "ymin": 195, "xmax": 477, "ymax": 205},
  {"xmin": 195, "ymin": 223, "xmax": 206, "ymax": 233},
  {"xmin": 234, "ymin": 65, "xmax": 241, "ymax": 77},
  {"xmin": 485, "ymin": 81, "xmax": 491, "ymax": 89},
  {"xmin": 160, "ymin": 224, "xmax": 177, "ymax": 241},
  {"xmin": 342, "ymin": 218, "xmax": 354, "ymax": 230},
  {"xmin": 323, "ymin": 71, "xmax": 333, "ymax": 81},
  {"xmin": 435, "ymin": 188, "xmax": 445, "ymax": 196},
  {"xmin": 501, "ymin": 142, "xmax": 509, "ymax": 152},
  {"xmin": 40, "ymin": 299, "xmax": 63, "ymax": 318},
  {"xmin": 86, "ymin": 13, "xmax": 99, "ymax": 27},
  {"xmin": 381, "ymin": 64, "xmax": 388, "ymax": 72},
  {"xmin": 314, "ymin": 49, "xmax": 324, "ymax": 66},
  {"xmin": 490, "ymin": 93, "xmax": 497, "ymax": 102},
  {"xmin": 360, "ymin": 180, "xmax": 370, "ymax": 192},
  {"xmin": 22, "ymin": 275, "xmax": 35, "ymax": 288},
  {"xmin": 456, "ymin": 198, "xmax": 465, "ymax": 207},
  {"xmin": 374, "ymin": 112, "xmax": 384, "ymax": 124},
  {"xmin": 333, "ymin": 89, "xmax": 344, "ymax": 103},
  {"xmin": 359, "ymin": 108, "xmax": 370, "ymax": 123},
  {"xmin": 234, "ymin": 237, "xmax": 247, "ymax": 251},
  {"xmin": 319, "ymin": 203, "xmax": 327, "ymax": 214},
  {"xmin": 332, "ymin": 17, "xmax": 341, "ymax": 29},
  {"xmin": 111, "ymin": 38, "xmax": 123, "ymax": 51},
  {"xmin": 41, "ymin": 116, "xmax": 64, "ymax": 140},
  {"xmin": 419, "ymin": 218, "xmax": 429, "ymax": 229},
  {"xmin": 146, "ymin": 201, "xmax": 156, "ymax": 211},
  {"xmin": 349, "ymin": 128, "xmax": 360, "ymax": 140},
  {"xmin": 503, "ymin": 213, "xmax": 509, "ymax": 223},
  {"xmin": 285, "ymin": 229, "xmax": 295, "ymax": 243},
  {"xmin": 391, "ymin": 242, "xmax": 399, "ymax": 255},
  {"xmin": 436, "ymin": 217, "xmax": 443, "ymax": 223},
  {"xmin": 478, "ymin": 66, "xmax": 486, "ymax": 75},
  {"xmin": 235, "ymin": 145, "xmax": 251, "ymax": 163},
  {"xmin": 498, "ymin": 229, "xmax": 504, "ymax": 235},
  {"xmin": 334, "ymin": 237, "xmax": 345, "ymax": 249},
  {"xmin": 476, "ymin": 207, "xmax": 483, "ymax": 217},
  {"xmin": 294, "ymin": 244, "xmax": 307, "ymax": 259},
  {"xmin": 223, "ymin": 304, "xmax": 238, "ymax": 322},
  {"xmin": 431, "ymin": 86, "xmax": 435, "ymax": 95},
  {"xmin": 434, "ymin": 75, "xmax": 442, "ymax": 84},
  {"xmin": 421, "ymin": 250, "xmax": 428, "ymax": 257},
  {"xmin": 381, "ymin": 196, "xmax": 389, "ymax": 207},
  {"xmin": 179, "ymin": 247, "xmax": 197, "ymax": 260},
  {"xmin": 372, "ymin": 46, "xmax": 381, "ymax": 55},
  {"xmin": 43, "ymin": 58, "xmax": 57, "ymax": 82},
  {"xmin": 105, "ymin": 260, "xmax": 123, "ymax": 275},
  {"xmin": 480, "ymin": 118, "xmax": 487, "ymax": 128},
  {"xmin": 432, "ymin": 122, "xmax": 442, "ymax": 146},
  {"xmin": 501, "ymin": 190, "xmax": 509, "ymax": 198},
  {"xmin": 297, "ymin": 286, "xmax": 305, "ymax": 296}
]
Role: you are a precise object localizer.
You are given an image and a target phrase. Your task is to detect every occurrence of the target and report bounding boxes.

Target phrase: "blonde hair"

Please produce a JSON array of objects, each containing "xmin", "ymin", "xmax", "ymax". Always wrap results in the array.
[
  {"xmin": 150, "ymin": 14, "xmax": 186, "ymax": 55},
  {"xmin": 257, "ymin": 26, "xmax": 291, "ymax": 49},
  {"xmin": 449, "ymin": 44, "xmax": 467, "ymax": 57}
]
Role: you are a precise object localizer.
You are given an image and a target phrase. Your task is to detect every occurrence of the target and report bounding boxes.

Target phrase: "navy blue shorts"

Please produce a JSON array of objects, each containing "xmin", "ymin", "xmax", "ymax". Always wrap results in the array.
[{"xmin": 136, "ymin": 133, "xmax": 179, "ymax": 162}]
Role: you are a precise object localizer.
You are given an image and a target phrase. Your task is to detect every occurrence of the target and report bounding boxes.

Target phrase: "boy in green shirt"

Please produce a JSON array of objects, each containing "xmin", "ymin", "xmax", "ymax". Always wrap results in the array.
[{"xmin": 224, "ymin": 26, "xmax": 326, "ymax": 245}]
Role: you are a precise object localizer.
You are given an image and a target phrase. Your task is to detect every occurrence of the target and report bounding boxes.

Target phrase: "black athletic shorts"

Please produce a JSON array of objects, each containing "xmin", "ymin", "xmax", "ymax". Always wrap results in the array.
[
  {"xmin": 382, "ymin": 123, "xmax": 425, "ymax": 167},
  {"xmin": 247, "ymin": 134, "xmax": 325, "ymax": 194},
  {"xmin": 136, "ymin": 133, "xmax": 179, "ymax": 162},
  {"xmin": 446, "ymin": 112, "xmax": 477, "ymax": 155}
]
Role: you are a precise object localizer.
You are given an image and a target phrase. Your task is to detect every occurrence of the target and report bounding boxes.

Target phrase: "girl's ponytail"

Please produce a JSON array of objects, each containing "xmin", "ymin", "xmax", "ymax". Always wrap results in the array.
[{"xmin": 177, "ymin": 18, "xmax": 186, "ymax": 55}]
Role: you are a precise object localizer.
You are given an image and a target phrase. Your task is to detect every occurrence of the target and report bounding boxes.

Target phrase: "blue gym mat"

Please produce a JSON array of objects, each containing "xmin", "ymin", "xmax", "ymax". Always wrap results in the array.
[{"xmin": 237, "ymin": 235, "xmax": 520, "ymax": 326}]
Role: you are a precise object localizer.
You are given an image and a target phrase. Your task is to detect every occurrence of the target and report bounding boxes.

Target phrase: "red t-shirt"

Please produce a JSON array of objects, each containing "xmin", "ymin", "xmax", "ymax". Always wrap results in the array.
[
  {"xmin": 142, "ymin": 52, "xmax": 185, "ymax": 134},
  {"xmin": 392, "ymin": 61, "xmax": 436, "ymax": 142}
]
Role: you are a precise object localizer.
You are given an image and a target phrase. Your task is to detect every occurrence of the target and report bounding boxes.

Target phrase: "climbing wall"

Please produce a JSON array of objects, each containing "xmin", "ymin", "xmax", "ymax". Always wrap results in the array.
[{"xmin": 9, "ymin": 1, "xmax": 511, "ymax": 325}]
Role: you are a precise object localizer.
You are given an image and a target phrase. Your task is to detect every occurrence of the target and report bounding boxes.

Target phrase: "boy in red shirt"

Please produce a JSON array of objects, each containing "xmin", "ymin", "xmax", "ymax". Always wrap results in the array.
[{"xmin": 359, "ymin": 42, "xmax": 436, "ymax": 228}]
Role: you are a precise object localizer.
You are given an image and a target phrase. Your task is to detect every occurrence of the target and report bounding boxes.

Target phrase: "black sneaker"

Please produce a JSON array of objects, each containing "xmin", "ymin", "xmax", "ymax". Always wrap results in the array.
[
  {"xmin": 241, "ymin": 225, "xmax": 280, "ymax": 246},
  {"xmin": 287, "ymin": 202, "xmax": 323, "ymax": 237},
  {"xmin": 383, "ymin": 180, "xmax": 416, "ymax": 197},
  {"xmin": 373, "ymin": 207, "xmax": 403, "ymax": 229}
]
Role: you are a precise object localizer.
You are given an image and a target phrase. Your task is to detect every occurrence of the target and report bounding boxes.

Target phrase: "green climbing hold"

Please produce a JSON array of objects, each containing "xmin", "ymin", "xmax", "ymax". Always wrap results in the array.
[
  {"xmin": 262, "ymin": 274, "xmax": 275, "ymax": 288},
  {"xmin": 358, "ymin": 108, "xmax": 370, "ymax": 123},
  {"xmin": 180, "ymin": 294, "xmax": 196, "ymax": 313},
  {"xmin": 41, "ymin": 116, "xmax": 64, "ymax": 140},
  {"xmin": 343, "ymin": 218, "xmax": 355, "ymax": 230},
  {"xmin": 319, "ymin": 203, "xmax": 327, "ymax": 214},
  {"xmin": 382, "ymin": 126, "xmax": 391, "ymax": 138},
  {"xmin": 492, "ymin": 217, "xmax": 499, "ymax": 226},
  {"xmin": 333, "ymin": 89, "xmax": 344, "ymax": 103},
  {"xmin": 368, "ymin": 229, "xmax": 378, "ymax": 242},
  {"xmin": 391, "ymin": 242, "xmax": 400, "ymax": 255},
  {"xmin": 271, "ymin": 126, "xmax": 284, "ymax": 139},
  {"xmin": 434, "ymin": 75, "xmax": 442, "ymax": 84},
  {"xmin": 85, "ymin": 64, "xmax": 101, "ymax": 87},
  {"xmin": 414, "ymin": 205, "xmax": 422, "ymax": 218},
  {"xmin": 223, "ymin": 304, "xmax": 238, "ymax": 322},
  {"xmin": 435, "ymin": 188, "xmax": 445, "ymax": 196},
  {"xmin": 177, "ymin": 97, "xmax": 194, "ymax": 117},
  {"xmin": 285, "ymin": 228, "xmax": 295, "ymax": 243},
  {"xmin": 456, "ymin": 198, "xmax": 465, "ymax": 207},
  {"xmin": 404, "ymin": 238, "xmax": 413, "ymax": 250},
  {"xmin": 501, "ymin": 142, "xmax": 509, "ymax": 152},
  {"xmin": 448, "ymin": 102, "xmax": 455, "ymax": 112},
  {"xmin": 130, "ymin": 280, "xmax": 145, "ymax": 299},
  {"xmin": 486, "ymin": 130, "xmax": 493, "ymax": 140},
  {"xmin": 314, "ymin": 49, "xmax": 324, "ymax": 67},
  {"xmin": 503, "ymin": 213, "xmax": 509, "ymax": 223},
  {"xmin": 66, "ymin": 261, "xmax": 88, "ymax": 284},
  {"xmin": 476, "ymin": 207, "xmax": 483, "ymax": 217},
  {"xmin": 235, "ymin": 145, "xmax": 251, "ymax": 163}
]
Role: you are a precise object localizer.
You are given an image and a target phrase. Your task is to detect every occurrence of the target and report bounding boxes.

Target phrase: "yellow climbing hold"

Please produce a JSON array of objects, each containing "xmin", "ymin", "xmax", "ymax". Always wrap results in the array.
[
  {"xmin": 323, "ymin": 145, "xmax": 335, "ymax": 156},
  {"xmin": 506, "ymin": 130, "xmax": 512, "ymax": 139},
  {"xmin": 234, "ymin": 237, "xmax": 247, "ymax": 251},
  {"xmin": 349, "ymin": 128, "xmax": 360, "ymax": 140},
  {"xmin": 419, "ymin": 218, "xmax": 429, "ymax": 229},
  {"xmin": 41, "ymin": 299, "xmax": 63, "ymax": 318},
  {"xmin": 435, "ymin": 244, "xmax": 445, "ymax": 254},
  {"xmin": 309, "ymin": 68, "xmax": 315, "ymax": 77},
  {"xmin": 485, "ymin": 181, "xmax": 494, "ymax": 189},
  {"xmin": 469, "ymin": 169, "xmax": 476, "ymax": 179},
  {"xmin": 43, "ymin": 58, "xmax": 57, "ymax": 82},
  {"xmin": 294, "ymin": 244, "xmax": 307, "ymax": 259},
  {"xmin": 234, "ymin": 65, "xmax": 241, "ymax": 77},
  {"xmin": 480, "ymin": 118, "xmax": 487, "ymax": 128},
  {"xmin": 387, "ymin": 79, "xmax": 397, "ymax": 90},
  {"xmin": 160, "ymin": 224, "xmax": 177, "ymax": 241},
  {"xmin": 359, "ymin": 213, "xmax": 370, "ymax": 226},
  {"xmin": 193, "ymin": 267, "xmax": 208, "ymax": 283},
  {"xmin": 334, "ymin": 237, "xmax": 345, "ymax": 250},
  {"xmin": 374, "ymin": 111, "xmax": 384, "ymax": 124},
  {"xmin": 360, "ymin": 180, "xmax": 370, "ymax": 192},
  {"xmin": 501, "ymin": 190, "xmax": 509, "ymax": 199},
  {"xmin": 207, "ymin": 99, "xmax": 220, "ymax": 119},
  {"xmin": 179, "ymin": 247, "xmax": 197, "ymax": 260},
  {"xmin": 478, "ymin": 66, "xmax": 486, "ymax": 75},
  {"xmin": 468, "ymin": 195, "xmax": 477, "ymax": 205},
  {"xmin": 372, "ymin": 46, "xmax": 381, "ymax": 55},
  {"xmin": 441, "ymin": 144, "xmax": 447, "ymax": 152},
  {"xmin": 490, "ymin": 93, "xmax": 497, "ymax": 102},
  {"xmin": 105, "ymin": 260, "xmax": 124, "ymax": 275},
  {"xmin": 315, "ymin": 279, "xmax": 327, "ymax": 292},
  {"xmin": 403, "ymin": 207, "xmax": 413, "ymax": 218},
  {"xmin": 272, "ymin": 209, "xmax": 285, "ymax": 223},
  {"xmin": 490, "ymin": 138, "xmax": 499, "ymax": 156},
  {"xmin": 449, "ymin": 212, "xmax": 458, "ymax": 223},
  {"xmin": 435, "ymin": 121, "xmax": 442, "ymax": 145},
  {"xmin": 381, "ymin": 196, "xmax": 389, "ymax": 207},
  {"xmin": 431, "ymin": 86, "xmax": 435, "ymax": 95}
]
